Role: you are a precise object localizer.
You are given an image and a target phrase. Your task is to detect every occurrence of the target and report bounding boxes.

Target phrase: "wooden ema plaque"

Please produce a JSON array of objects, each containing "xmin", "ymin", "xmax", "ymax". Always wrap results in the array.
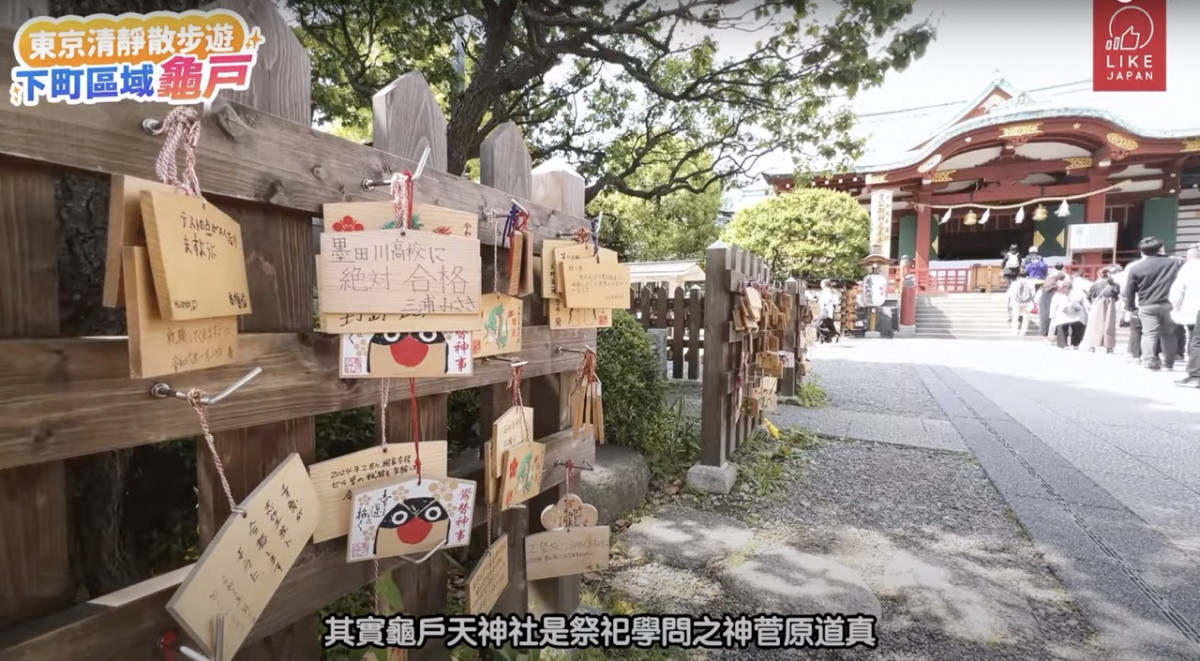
[
  {"xmin": 525, "ymin": 526, "xmax": 611, "ymax": 581},
  {"xmin": 322, "ymin": 201, "xmax": 478, "ymax": 238},
  {"xmin": 472, "ymin": 293, "xmax": 523, "ymax": 359},
  {"xmin": 499, "ymin": 441, "xmax": 544, "ymax": 510},
  {"xmin": 465, "ymin": 534, "xmax": 509, "ymax": 614},
  {"xmin": 486, "ymin": 406, "xmax": 534, "ymax": 503},
  {"xmin": 561, "ymin": 262, "xmax": 631, "ymax": 309},
  {"xmin": 307, "ymin": 441, "xmax": 449, "ymax": 544},
  {"xmin": 103, "ymin": 175, "xmax": 183, "ymax": 308},
  {"xmin": 502, "ymin": 230, "xmax": 535, "ymax": 297},
  {"xmin": 139, "ymin": 190, "xmax": 252, "ymax": 321},
  {"xmin": 122, "ymin": 247, "xmax": 238, "ymax": 378},
  {"xmin": 317, "ymin": 230, "xmax": 482, "ymax": 315},
  {"xmin": 346, "ymin": 477, "xmax": 477, "ymax": 563},
  {"xmin": 166, "ymin": 454, "xmax": 320, "ymax": 661},
  {"xmin": 339, "ymin": 330, "xmax": 474, "ymax": 378}
]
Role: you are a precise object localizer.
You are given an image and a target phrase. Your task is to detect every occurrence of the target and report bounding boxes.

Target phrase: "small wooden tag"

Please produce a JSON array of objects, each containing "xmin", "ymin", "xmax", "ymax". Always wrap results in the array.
[
  {"xmin": 346, "ymin": 477, "xmax": 477, "ymax": 563},
  {"xmin": 103, "ymin": 176, "xmax": 181, "ymax": 308},
  {"xmin": 465, "ymin": 534, "xmax": 509, "ymax": 614},
  {"xmin": 472, "ymin": 293, "xmax": 523, "ymax": 358},
  {"xmin": 519, "ymin": 229, "xmax": 535, "ymax": 297},
  {"xmin": 504, "ymin": 231, "xmax": 524, "ymax": 297},
  {"xmin": 499, "ymin": 442, "xmax": 545, "ymax": 510},
  {"xmin": 540, "ymin": 494, "xmax": 599, "ymax": 530},
  {"xmin": 591, "ymin": 381, "xmax": 605, "ymax": 444},
  {"xmin": 570, "ymin": 387, "xmax": 586, "ymax": 439},
  {"xmin": 525, "ymin": 526, "xmax": 611, "ymax": 581},
  {"xmin": 339, "ymin": 331, "xmax": 474, "ymax": 378},
  {"xmin": 490, "ymin": 406, "xmax": 535, "ymax": 480}
]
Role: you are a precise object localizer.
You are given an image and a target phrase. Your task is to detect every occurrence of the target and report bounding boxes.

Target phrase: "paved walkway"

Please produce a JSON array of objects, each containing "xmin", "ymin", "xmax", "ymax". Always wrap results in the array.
[{"xmin": 778, "ymin": 339, "xmax": 1200, "ymax": 661}]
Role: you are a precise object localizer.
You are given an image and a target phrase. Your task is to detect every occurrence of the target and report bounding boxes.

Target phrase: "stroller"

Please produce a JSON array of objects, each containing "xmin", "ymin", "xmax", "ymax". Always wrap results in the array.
[{"xmin": 816, "ymin": 317, "xmax": 840, "ymax": 343}]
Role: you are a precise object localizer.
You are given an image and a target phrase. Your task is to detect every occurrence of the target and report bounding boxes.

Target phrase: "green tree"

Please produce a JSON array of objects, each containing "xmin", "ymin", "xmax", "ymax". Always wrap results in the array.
[
  {"xmin": 286, "ymin": 0, "xmax": 934, "ymax": 201},
  {"xmin": 588, "ymin": 135, "xmax": 723, "ymax": 262},
  {"xmin": 722, "ymin": 189, "xmax": 868, "ymax": 279}
]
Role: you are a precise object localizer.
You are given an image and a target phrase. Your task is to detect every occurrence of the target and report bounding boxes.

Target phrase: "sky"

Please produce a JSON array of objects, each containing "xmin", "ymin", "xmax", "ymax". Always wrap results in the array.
[{"xmin": 728, "ymin": 0, "xmax": 1200, "ymax": 210}]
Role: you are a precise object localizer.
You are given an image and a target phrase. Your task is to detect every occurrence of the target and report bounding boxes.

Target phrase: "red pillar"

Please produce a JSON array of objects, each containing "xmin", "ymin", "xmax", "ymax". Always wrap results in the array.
[{"xmin": 914, "ymin": 203, "xmax": 931, "ymax": 271}]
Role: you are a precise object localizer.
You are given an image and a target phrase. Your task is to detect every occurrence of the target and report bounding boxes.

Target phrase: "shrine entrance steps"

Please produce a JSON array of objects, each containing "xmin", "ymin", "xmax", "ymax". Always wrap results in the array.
[{"xmin": 914, "ymin": 293, "xmax": 1131, "ymax": 344}]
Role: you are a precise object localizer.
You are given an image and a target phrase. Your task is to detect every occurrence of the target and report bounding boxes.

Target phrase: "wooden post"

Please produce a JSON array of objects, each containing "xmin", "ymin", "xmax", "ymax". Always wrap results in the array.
[
  {"xmin": 527, "ymin": 165, "xmax": 588, "ymax": 616},
  {"xmin": 194, "ymin": 3, "xmax": 320, "ymax": 657},
  {"xmin": 779, "ymin": 278, "xmax": 798, "ymax": 397},
  {"xmin": 699, "ymin": 240, "xmax": 731, "ymax": 467},
  {"xmin": 0, "ymin": 0, "xmax": 74, "ymax": 631},
  {"xmin": 372, "ymin": 71, "xmax": 455, "ymax": 659}
]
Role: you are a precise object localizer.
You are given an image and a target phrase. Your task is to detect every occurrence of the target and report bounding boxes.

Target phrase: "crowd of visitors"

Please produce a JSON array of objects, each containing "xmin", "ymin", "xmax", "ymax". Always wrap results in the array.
[{"xmin": 1005, "ymin": 237, "xmax": 1200, "ymax": 388}]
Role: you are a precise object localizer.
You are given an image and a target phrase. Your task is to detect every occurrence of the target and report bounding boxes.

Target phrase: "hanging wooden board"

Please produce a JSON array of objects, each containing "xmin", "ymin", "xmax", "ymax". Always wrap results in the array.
[
  {"xmin": 472, "ymin": 293, "xmax": 523, "ymax": 358},
  {"xmin": 339, "ymin": 331, "xmax": 474, "ymax": 378},
  {"xmin": 307, "ymin": 442, "xmax": 450, "ymax": 543},
  {"xmin": 546, "ymin": 299, "xmax": 613, "ymax": 330},
  {"xmin": 486, "ymin": 406, "xmax": 533, "ymax": 503},
  {"xmin": 755, "ymin": 351, "xmax": 783, "ymax": 377},
  {"xmin": 323, "ymin": 201, "xmax": 478, "ymax": 238},
  {"xmin": 540, "ymin": 494, "xmax": 599, "ymax": 530},
  {"xmin": 778, "ymin": 351, "xmax": 796, "ymax": 368},
  {"xmin": 501, "ymin": 230, "xmax": 534, "ymax": 297},
  {"xmin": 166, "ymin": 454, "xmax": 319, "ymax": 661},
  {"xmin": 537, "ymin": 240, "xmax": 576, "ymax": 298},
  {"xmin": 346, "ymin": 476, "xmax": 476, "ymax": 563},
  {"xmin": 561, "ymin": 262, "xmax": 631, "ymax": 309},
  {"xmin": 465, "ymin": 534, "xmax": 509, "ymax": 614},
  {"xmin": 318, "ymin": 312, "xmax": 483, "ymax": 334},
  {"xmin": 499, "ymin": 441, "xmax": 545, "ymax": 510},
  {"xmin": 122, "ymin": 247, "xmax": 238, "ymax": 378},
  {"xmin": 549, "ymin": 243, "xmax": 620, "ymax": 299},
  {"xmin": 317, "ymin": 230, "xmax": 482, "ymax": 315},
  {"xmin": 525, "ymin": 526, "xmax": 611, "ymax": 581},
  {"xmin": 103, "ymin": 176, "xmax": 182, "ymax": 308},
  {"xmin": 140, "ymin": 190, "xmax": 253, "ymax": 321}
]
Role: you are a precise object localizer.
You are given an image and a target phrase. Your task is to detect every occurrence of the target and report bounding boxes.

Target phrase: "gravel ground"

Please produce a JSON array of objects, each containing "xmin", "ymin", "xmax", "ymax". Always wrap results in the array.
[
  {"xmin": 598, "ymin": 438, "xmax": 1107, "ymax": 661},
  {"xmin": 800, "ymin": 353, "xmax": 946, "ymax": 420}
]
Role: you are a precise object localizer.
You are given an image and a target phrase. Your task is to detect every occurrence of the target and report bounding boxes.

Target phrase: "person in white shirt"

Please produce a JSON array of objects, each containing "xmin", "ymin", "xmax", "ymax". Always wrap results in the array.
[
  {"xmin": 1171, "ymin": 246, "xmax": 1200, "ymax": 387},
  {"xmin": 1006, "ymin": 268, "xmax": 1037, "ymax": 336},
  {"xmin": 816, "ymin": 279, "xmax": 840, "ymax": 343},
  {"xmin": 1049, "ymin": 276, "xmax": 1090, "ymax": 349}
]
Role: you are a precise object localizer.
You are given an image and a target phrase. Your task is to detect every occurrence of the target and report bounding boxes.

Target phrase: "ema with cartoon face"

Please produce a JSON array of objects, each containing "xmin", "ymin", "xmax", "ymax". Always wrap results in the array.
[
  {"xmin": 367, "ymin": 331, "xmax": 451, "ymax": 373},
  {"xmin": 373, "ymin": 496, "xmax": 450, "ymax": 558}
]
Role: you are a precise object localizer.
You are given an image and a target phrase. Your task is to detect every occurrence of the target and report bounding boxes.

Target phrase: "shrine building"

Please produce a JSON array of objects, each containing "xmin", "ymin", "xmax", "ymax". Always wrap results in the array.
[{"xmin": 763, "ymin": 77, "xmax": 1200, "ymax": 288}]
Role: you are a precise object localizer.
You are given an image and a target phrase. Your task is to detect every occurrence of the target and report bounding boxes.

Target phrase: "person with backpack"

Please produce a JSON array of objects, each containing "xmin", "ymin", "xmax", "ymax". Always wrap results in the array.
[
  {"xmin": 1050, "ymin": 276, "xmax": 1090, "ymax": 349},
  {"xmin": 1124, "ymin": 237, "xmax": 1183, "ymax": 371},
  {"xmin": 1022, "ymin": 246, "xmax": 1048, "ymax": 282},
  {"xmin": 1007, "ymin": 268, "xmax": 1037, "ymax": 336},
  {"xmin": 1082, "ymin": 267, "xmax": 1121, "ymax": 353},
  {"xmin": 1002, "ymin": 244, "xmax": 1021, "ymax": 286}
]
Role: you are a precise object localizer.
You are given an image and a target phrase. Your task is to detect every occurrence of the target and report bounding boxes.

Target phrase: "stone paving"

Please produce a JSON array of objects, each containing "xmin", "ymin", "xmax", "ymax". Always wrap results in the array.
[{"xmin": 800, "ymin": 339, "xmax": 1200, "ymax": 661}]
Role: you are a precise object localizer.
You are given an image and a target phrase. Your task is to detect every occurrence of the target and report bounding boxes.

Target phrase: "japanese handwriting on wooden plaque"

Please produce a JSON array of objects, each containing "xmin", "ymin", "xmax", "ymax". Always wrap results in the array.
[
  {"xmin": 541, "ymin": 242, "xmax": 619, "ymax": 298},
  {"xmin": 103, "ymin": 176, "xmax": 183, "ymax": 308},
  {"xmin": 167, "ymin": 454, "xmax": 319, "ymax": 661},
  {"xmin": 756, "ymin": 351, "xmax": 783, "ymax": 377},
  {"xmin": 486, "ymin": 406, "xmax": 533, "ymax": 503},
  {"xmin": 465, "ymin": 534, "xmax": 509, "ymax": 614},
  {"xmin": 561, "ymin": 262, "xmax": 631, "ymax": 309},
  {"xmin": 318, "ymin": 312, "xmax": 482, "ymax": 334},
  {"xmin": 122, "ymin": 247, "xmax": 238, "ymax": 378},
  {"xmin": 503, "ymin": 230, "xmax": 535, "ymax": 297},
  {"xmin": 547, "ymin": 299, "xmax": 613, "ymax": 330},
  {"xmin": 140, "ymin": 190, "xmax": 252, "ymax": 321},
  {"xmin": 499, "ymin": 441, "xmax": 544, "ymax": 510},
  {"xmin": 472, "ymin": 293, "xmax": 523, "ymax": 358},
  {"xmin": 318, "ymin": 230, "xmax": 482, "ymax": 315},
  {"xmin": 323, "ymin": 202, "xmax": 478, "ymax": 238},
  {"xmin": 778, "ymin": 351, "xmax": 796, "ymax": 369},
  {"xmin": 553, "ymin": 244, "xmax": 620, "ymax": 298},
  {"xmin": 346, "ymin": 477, "xmax": 476, "ymax": 563},
  {"xmin": 307, "ymin": 442, "xmax": 450, "ymax": 544},
  {"xmin": 540, "ymin": 494, "xmax": 599, "ymax": 530},
  {"xmin": 340, "ymin": 330, "xmax": 473, "ymax": 378},
  {"xmin": 525, "ymin": 526, "xmax": 611, "ymax": 581}
]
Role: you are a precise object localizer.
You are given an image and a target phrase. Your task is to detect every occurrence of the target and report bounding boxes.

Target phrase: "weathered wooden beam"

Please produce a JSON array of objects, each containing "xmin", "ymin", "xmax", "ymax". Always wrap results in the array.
[
  {"xmin": 0, "ymin": 327, "xmax": 592, "ymax": 470},
  {"xmin": 0, "ymin": 27, "xmax": 580, "ymax": 251},
  {"xmin": 0, "ymin": 427, "xmax": 595, "ymax": 661}
]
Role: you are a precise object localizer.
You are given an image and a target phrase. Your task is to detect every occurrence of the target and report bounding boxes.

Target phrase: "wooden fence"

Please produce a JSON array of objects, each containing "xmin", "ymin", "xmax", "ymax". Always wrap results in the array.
[
  {"xmin": 628, "ymin": 286, "xmax": 704, "ymax": 380},
  {"xmin": 0, "ymin": 3, "xmax": 596, "ymax": 660},
  {"xmin": 698, "ymin": 243, "xmax": 808, "ymax": 468}
]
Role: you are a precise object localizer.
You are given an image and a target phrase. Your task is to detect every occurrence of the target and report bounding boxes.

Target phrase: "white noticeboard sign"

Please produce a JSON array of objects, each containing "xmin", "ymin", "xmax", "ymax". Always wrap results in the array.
[
  {"xmin": 1067, "ymin": 222, "xmax": 1118, "ymax": 252},
  {"xmin": 862, "ymin": 273, "xmax": 887, "ymax": 308},
  {"xmin": 869, "ymin": 190, "xmax": 893, "ymax": 260}
]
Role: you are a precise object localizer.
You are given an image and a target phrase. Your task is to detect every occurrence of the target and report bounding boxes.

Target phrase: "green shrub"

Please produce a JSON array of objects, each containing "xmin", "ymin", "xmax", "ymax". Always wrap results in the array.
[
  {"xmin": 596, "ymin": 310, "xmax": 667, "ymax": 450},
  {"xmin": 596, "ymin": 311, "xmax": 698, "ymax": 478}
]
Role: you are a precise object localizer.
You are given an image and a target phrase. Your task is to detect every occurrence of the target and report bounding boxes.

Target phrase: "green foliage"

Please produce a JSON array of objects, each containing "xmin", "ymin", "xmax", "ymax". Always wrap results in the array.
[
  {"xmin": 588, "ymin": 135, "xmax": 723, "ymax": 262},
  {"xmin": 780, "ymin": 374, "xmax": 829, "ymax": 408},
  {"xmin": 288, "ymin": 0, "xmax": 934, "ymax": 200},
  {"xmin": 732, "ymin": 426, "xmax": 819, "ymax": 497},
  {"xmin": 723, "ymin": 189, "xmax": 869, "ymax": 280},
  {"xmin": 124, "ymin": 440, "xmax": 200, "ymax": 571}
]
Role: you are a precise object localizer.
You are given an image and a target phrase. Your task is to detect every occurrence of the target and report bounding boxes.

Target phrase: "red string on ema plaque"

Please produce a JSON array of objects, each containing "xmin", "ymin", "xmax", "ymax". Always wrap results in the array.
[{"xmin": 316, "ymin": 148, "xmax": 483, "ymax": 379}]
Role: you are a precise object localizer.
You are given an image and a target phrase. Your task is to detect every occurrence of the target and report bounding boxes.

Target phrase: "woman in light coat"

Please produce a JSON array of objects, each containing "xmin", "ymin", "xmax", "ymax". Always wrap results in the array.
[
  {"xmin": 1050, "ymin": 277, "xmax": 1090, "ymax": 349},
  {"xmin": 1082, "ymin": 267, "xmax": 1120, "ymax": 353}
]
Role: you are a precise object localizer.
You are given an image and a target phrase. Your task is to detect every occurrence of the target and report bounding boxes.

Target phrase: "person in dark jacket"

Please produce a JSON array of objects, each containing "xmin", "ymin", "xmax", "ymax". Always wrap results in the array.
[{"xmin": 1123, "ymin": 237, "xmax": 1184, "ymax": 371}]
